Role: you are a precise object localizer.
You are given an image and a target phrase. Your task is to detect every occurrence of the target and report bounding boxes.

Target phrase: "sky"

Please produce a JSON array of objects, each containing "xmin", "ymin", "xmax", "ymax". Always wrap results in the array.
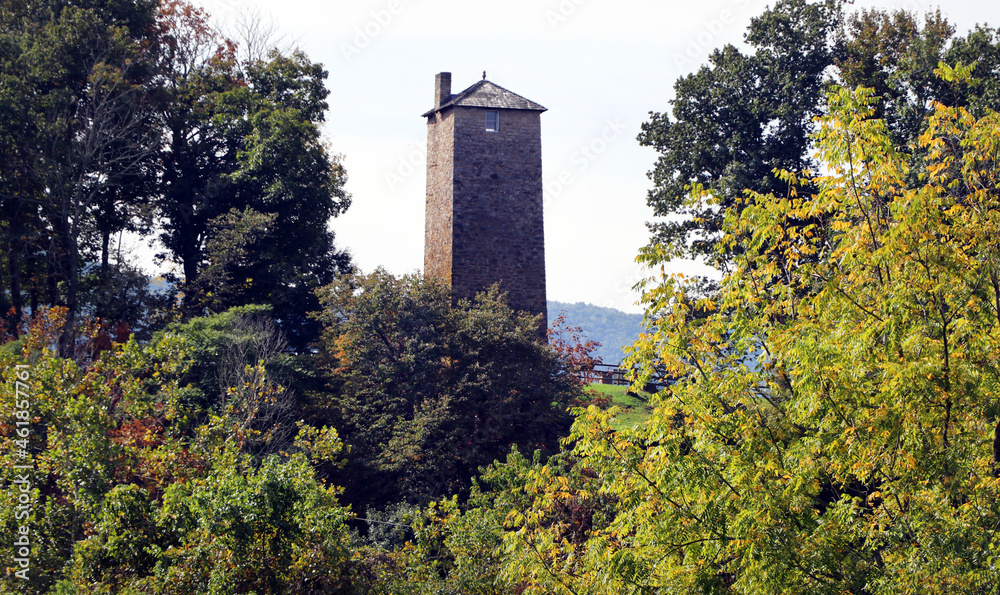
[{"xmin": 179, "ymin": 0, "xmax": 997, "ymax": 313}]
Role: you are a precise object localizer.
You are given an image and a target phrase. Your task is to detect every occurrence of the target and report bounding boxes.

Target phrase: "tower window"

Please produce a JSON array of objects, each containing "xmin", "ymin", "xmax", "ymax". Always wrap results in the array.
[{"xmin": 485, "ymin": 110, "xmax": 499, "ymax": 132}]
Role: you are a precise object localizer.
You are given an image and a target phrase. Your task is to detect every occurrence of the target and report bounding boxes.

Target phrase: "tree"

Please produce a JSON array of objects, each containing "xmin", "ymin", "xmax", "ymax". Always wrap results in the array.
[
  {"xmin": 0, "ymin": 307, "xmax": 194, "ymax": 591},
  {"xmin": 487, "ymin": 69, "xmax": 1000, "ymax": 593},
  {"xmin": 838, "ymin": 9, "xmax": 1000, "ymax": 149},
  {"xmin": 154, "ymin": 2, "xmax": 352, "ymax": 347},
  {"xmin": 312, "ymin": 270, "xmax": 583, "ymax": 510},
  {"xmin": 640, "ymin": 0, "xmax": 1000, "ymax": 269},
  {"xmin": 153, "ymin": 304, "xmax": 303, "ymax": 455},
  {"xmin": 47, "ymin": 56, "xmax": 160, "ymax": 355},
  {"xmin": 0, "ymin": 0, "xmax": 161, "ymax": 353},
  {"xmin": 639, "ymin": 0, "xmax": 840, "ymax": 268},
  {"xmin": 211, "ymin": 47, "xmax": 352, "ymax": 347},
  {"xmin": 1, "ymin": 0, "xmax": 351, "ymax": 350},
  {"xmin": 0, "ymin": 0, "xmax": 45, "ymax": 323},
  {"xmin": 0, "ymin": 306, "xmax": 352, "ymax": 593},
  {"xmin": 66, "ymin": 447, "xmax": 354, "ymax": 594}
]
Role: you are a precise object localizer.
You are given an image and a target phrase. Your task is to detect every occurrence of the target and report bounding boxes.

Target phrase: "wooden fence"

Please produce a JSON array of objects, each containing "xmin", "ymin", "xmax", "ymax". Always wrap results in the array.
[{"xmin": 585, "ymin": 363, "xmax": 671, "ymax": 392}]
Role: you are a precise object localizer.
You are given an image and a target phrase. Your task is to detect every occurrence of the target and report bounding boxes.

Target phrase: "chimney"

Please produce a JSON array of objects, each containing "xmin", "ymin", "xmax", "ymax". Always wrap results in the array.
[{"xmin": 434, "ymin": 72, "xmax": 451, "ymax": 109}]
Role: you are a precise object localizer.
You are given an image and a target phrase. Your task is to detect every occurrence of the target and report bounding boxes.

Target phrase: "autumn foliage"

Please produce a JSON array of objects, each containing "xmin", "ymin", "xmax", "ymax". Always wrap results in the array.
[{"xmin": 480, "ymin": 66, "xmax": 1000, "ymax": 594}]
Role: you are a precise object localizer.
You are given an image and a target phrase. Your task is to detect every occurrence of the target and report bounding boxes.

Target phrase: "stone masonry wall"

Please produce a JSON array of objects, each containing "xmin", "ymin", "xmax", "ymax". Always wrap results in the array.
[
  {"xmin": 425, "ymin": 96, "xmax": 547, "ymax": 323},
  {"xmin": 438, "ymin": 106, "xmax": 546, "ymax": 320},
  {"xmin": 424, "ymin": 109, "xmax": 455, "ymax": 284}
]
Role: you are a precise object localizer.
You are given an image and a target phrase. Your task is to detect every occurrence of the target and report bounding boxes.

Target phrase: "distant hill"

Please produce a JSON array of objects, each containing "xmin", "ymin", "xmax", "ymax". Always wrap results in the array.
[{"xmin": 547, "ymin": 301, "xmax": 645, "ymax": 365}]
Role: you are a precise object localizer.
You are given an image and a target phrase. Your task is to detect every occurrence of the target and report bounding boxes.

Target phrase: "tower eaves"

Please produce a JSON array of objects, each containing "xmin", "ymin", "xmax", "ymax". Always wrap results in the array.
[{"xmin": 422, "ymin": 79, "xmax": 546, "ymax": 117}]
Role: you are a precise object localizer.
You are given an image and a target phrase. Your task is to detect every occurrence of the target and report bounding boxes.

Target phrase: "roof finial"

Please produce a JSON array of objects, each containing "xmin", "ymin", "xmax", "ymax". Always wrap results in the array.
[{"xmin": 482, "ymin": 70, "xmax": 486, "ymax": 80}]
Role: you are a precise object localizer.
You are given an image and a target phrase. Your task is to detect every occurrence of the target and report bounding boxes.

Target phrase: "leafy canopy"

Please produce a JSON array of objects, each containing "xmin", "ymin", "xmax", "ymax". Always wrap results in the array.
[
  {"xmin": 487, "ymin": 68, "xmax": 1000, "ymax": 593},
  {"xmin": 313, "ymin": 270, "xmax": 583, "ymax": 510},
  {"xmin": 0, "ymin": 307, "xmax": 353, "ymax": 593},
  {"xmin": 640, "ymin": 0, "xmax": 1000, "ymax": 268}
]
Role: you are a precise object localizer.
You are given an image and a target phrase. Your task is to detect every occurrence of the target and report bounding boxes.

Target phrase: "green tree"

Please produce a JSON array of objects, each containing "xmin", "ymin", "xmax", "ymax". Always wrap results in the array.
[
  {"xmin": 153, "ymin": 0, "xmax": 243, "ymax": 293},
  {"xmin": 212, "ymin": 47, "xmax": 352, "ymax": 347},
  {"xmin": 66, "ymin": 447, "xmax": 354, "ymax": 594},
  {"xmin": 313, "ymin": 271, "xmax": 582, "ymax": 510},
  {"xmin": 0, "ymin": 0, "xmax": 351, "ymax": 349},
  {"xmin": 640, "ymin": 0, "xmax": 1000, "ymax": 269},
  {"xmin": 154, "ymin": 2, "xmax": 352, "ymax": 346},
  {"xmin": 639, "ymin": 0, "xmax": 841, "ymax": 268},
  {"xmin": 838, "ymin": 9, "xmax": 1000, "ymax": 148},
  {"xmin": 0, "ymin": 0, "xmax": 161, "ymax": 352},
  {"xmin": 0, "ymin": 306, "xmax": 353, "ymax": 593},
  {"xmin": 489, "ymin": 71, "xmax": 1000, "ymax": 593},
  {"xmin": 0, "ymin": 307, "xmax": 193, "ymax": 592},
  {"xmin": 349, "ymin": 453, "xmax": 543, "ymax": 595},
  {"xmin": 155, "ymin": 304, "xmax": 303, "ymax": 455}
]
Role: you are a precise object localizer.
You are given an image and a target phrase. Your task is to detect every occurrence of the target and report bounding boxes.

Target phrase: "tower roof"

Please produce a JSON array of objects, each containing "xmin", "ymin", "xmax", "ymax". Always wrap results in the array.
[{"xmin": 423, "ymin": 79, "xmax": 546, "ymax": 117}]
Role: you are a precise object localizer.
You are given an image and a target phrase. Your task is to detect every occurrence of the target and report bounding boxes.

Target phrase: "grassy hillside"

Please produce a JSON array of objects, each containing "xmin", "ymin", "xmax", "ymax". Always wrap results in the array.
[{"xmin": 587, "ymin": 383, "xmax": 655, "ymax": 428}]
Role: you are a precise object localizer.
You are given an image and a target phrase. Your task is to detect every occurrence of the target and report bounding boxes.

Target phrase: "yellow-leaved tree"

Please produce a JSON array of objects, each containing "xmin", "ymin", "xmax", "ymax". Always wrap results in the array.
[{"xmin": 495, "ymin": 64, "xmax": 1000, "ymax": 593}]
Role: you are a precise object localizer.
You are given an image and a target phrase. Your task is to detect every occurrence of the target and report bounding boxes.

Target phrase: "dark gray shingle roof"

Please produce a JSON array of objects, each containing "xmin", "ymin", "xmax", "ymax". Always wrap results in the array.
[{"xmin": 423, "ymin": 80, "xmax": 546, "ymax": 117}]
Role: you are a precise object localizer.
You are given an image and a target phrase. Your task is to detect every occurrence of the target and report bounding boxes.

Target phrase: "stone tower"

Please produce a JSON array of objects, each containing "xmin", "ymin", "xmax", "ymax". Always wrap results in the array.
[{"xmin": 423, "ymin": 72, "xmax": 547, "ymax": 322}]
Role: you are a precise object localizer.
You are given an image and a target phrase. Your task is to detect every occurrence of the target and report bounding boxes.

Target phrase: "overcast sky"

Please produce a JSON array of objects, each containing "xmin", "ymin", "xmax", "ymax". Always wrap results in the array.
[{"xmin": 185, "ymin": 0, "xmax": 996, "ymax": 313}]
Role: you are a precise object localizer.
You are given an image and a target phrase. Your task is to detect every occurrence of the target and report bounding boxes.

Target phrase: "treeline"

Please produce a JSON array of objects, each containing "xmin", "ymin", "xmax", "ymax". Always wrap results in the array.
[
  {"xmin": 0, "ymin": 0, "xmax": 350, "ymax": 354},
  {"xmin": 3, "ymin": 0, "xmax": 1000, "ymax": 593},
  {"xmin": 0, "ymin": 271, "xmax": 594, "ymax": 592}
]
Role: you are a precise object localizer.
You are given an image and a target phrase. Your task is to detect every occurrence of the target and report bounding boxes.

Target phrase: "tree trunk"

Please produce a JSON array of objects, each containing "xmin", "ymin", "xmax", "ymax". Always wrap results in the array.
[
  {"xmin": 59, "ymin": 191, "xmax": 82, "ymax": 359},
  {"xmin": 46, "ymin": 248, "xmax": 58, "ymax": 307},
  {"xmin": 992, "ymin": 419, "xmax": 1000, "ymax": 478},
  {"xmin": 8, "ymin": 245, "xmax": 22, "ymax": 319},
  {"xmin": 101, "ymin": 229, "xmax": 111, "ymax": 288},
  {"xmin": 0, "ymin": 257, "xmax": 9, "ymax": 327}
]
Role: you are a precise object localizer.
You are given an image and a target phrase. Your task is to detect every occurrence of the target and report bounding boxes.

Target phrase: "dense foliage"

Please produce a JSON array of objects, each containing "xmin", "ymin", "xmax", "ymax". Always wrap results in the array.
[
  {"xmin": 0, "ymin": 308, "xmax": 353, "ymax": 593},
  {"xmin": 0, "ymin": 291, "xmax": 591, "ymax": 592},
  {"xmin": 4, "ymin": 1, "xmax": 1000, "ymax": 593},
  {"xmin": 313, "ymin": 271, "xmax": 586, "ymax": 511},
  {"xmin": 0, "ymin": 0, "xmax": 351, "ymax": 351},
  {"xmin": 640, "ymin": 0, "xmax": 1000, "ymax": 268}
]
